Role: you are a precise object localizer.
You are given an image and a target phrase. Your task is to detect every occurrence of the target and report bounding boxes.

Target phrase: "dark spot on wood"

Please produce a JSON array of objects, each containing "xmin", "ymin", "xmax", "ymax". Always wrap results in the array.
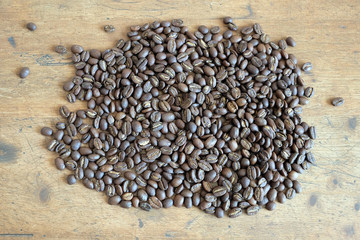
[
  {"xmin": 344, "ymin": 136, "xmax": 349, "ymax": 141},
  {"xmin": 165, "ymin": 232, "xmax": 174, "ymax": 238},
  {"xmin": 345, "ymin": 225, "xmax": 355, "ymax": 236},
  {"xmin": 8, "ymin": 36, "xmax": 16, "ymax": 48},
  {"xmin": 340, "ymin": 25, "xmax": 346, "ymax": 29},
  {"xmin": 355, "ymin": 203, "xmax": 360, "ymax": 211},
  {"xmin": 309, "ymin": 194, "xmax": 318, "ymax": 206},
  {"xmin": 348, "ymin": 117, "xmax": 356, "ymax": 130},
  {"xmin": 228, "ymin": 225, "xmax": 231, "ymax": 228},
  {"xmin": 333, "ymin": 178, "xmax": 338, "ymax": 185},
  {"xmin": 138, "ymin": 218, "xmax": 144, "ymax": 228},
  {"xmin": 312, "ymin": 79, "xmax": 316, "ymax": 82},
  {"xmin": 39, "ymin": 187, "xmax": 50, "ymax": 202},
  {"xmin": 135, "ymin": 237, "xmax": 139, "ymax": 240},
  {"xmin": 0, "ymin": 141, "xmax": 18, "ymax": 163}
]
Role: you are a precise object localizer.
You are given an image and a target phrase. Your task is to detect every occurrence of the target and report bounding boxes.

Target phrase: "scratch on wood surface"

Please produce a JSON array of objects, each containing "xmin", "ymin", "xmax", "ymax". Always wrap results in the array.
[
  {"xmin": 35, "ymin": 54, "xmax": 72, "ymax": 66},
  {"xmin": 316, "ymin": 165, "xmax": 360, "ymax": 179},
  {"xmin": 185, "ymin": 216, "xmax": 199, "ymax": 229},
  {"xmin": 236, "ymin": 4, "xmax": 254, "ymax": 19},
  {"xmin": 0, "ymin": 233, "xmax": 33, "ymax": 237}
]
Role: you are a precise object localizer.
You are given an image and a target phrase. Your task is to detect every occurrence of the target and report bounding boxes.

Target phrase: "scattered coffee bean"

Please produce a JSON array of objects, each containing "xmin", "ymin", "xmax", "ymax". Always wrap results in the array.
[
  {"xmin": 19, "ymin": 67, "xmax": 30, "ymax": 78},
  {"xmin": 302, "ymin": 62, "xmax": 313, "ymax": 72},
  {"xmin": 286, "ymin": 36, "xmax": 296, "ymax": 47},
  {"xmin": 104, "ymin": 25, "xmax": 115, "ymax": 32},
  {"xmin": 331, "ymin": 97, "xmax": 344, "ymax": 106},
  {"xmin": 26, "ymin": 22, "xmax": 37, "ymax": 31},
  {"xmin": 67, "ymin": 174, "xmax": 76, "ymax": 185},
  {"xmin": 42, "ymin": 18, "xmax": 316, "ymax": 218},
  {"xmin": 55, "ymin": 45, "xmax": 67, "ymax": 54},
  {"xmin": 41, "ymin": 127, "xmax": 53, "ymax": 136}
]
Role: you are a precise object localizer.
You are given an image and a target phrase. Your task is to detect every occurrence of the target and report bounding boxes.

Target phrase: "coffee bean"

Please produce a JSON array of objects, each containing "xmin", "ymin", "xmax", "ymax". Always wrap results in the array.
[
  {"xmin": 41, "ymin": 127, "xmax": 53, "ymax": 136},
  {"xmin": 140, "ymin": 202, "xmax": 152, "ymax": 211},
  {"xmin": 246, "ymin": 205, "xmax": 260, "ymax": 216},
  {"xmin": 55, "ymin": 45, "xmax": 67, "ymax": 54},
  {"xmin": 108, "ymin": 196, "xmax": 121, "ymax": 205},
  {"xmin": 104, "ymin": 25, "xmax": 115, "ymax": 32},
  {"xmin": 19, "ymin": 67, "xmax": 30, "ymax": 78},
  {"xmin": 265, "ymin": 201, "xmax": 276, "ymax": 211},
  {"xmin": 67, "ymin": 174, "xmax": 76, "ymax": 185},
  {"xmin": 120, "ymin": 200, "xmax": 132, "ymax": 208},
  {"xmin": 55, "ymin": 158, "xmax": 65, "ymax": 170},
  {"xmin": 331, "ymin": 97, "xmax": 344, "ymax": 106},
  {"xmin": 286, "ymin": 36, "xmax": 296, "ymax": 47},
  {"xmin": 26, "ymin": 22, "xmax": 37, "ymax": 31},
  {"xmin": 149, "ymin": 196, "xmax": 163, "ymax": 209},
  {"xmin": 163, "ymin": 198, "xmax": 174, "ymax": 208},
  {"xmin": 162, "ymin": 112, "xmax": 175, "ymax": 122},
  {"xmin": 302, "ymin": 62, "xmax": 312, "ymax": 72},
  {"xmin": 71, "ymin": 45, "xmax": 83, "ymax": 54},
  {"xmin": 228, "ymin": 208, "xmax": 242, "ymax": 218},
  {"xmin": 204, "ymin": 136, "xmax": 217, "ymax": 149}
]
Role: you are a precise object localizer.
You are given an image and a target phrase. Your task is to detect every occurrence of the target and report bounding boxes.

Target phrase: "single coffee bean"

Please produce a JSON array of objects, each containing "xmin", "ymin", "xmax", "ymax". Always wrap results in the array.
[
  {"xmin": 26, "ymin": 22, "xmax": 37, "ymax": 31},
  {"xmin": 55, "ymin": 158, "xmax": 65, "ymax": 170},
  {"xmin": 104, "ymin": 25, "xmax": 115, "ymax": 32},
  {"xmin": 19, "ymin": 67, "xmax": 30, "ymax": 78},
  {"xmin": 286, "ymin": 36, "xmax": 296, "ymax": 47},
  {"xmin": 302, "ymin": 62, "xmax": 313, "ymax": 72},
  {"xmin": 108, "ymin": 195, "xmax": 121, "ymax": 205},
  {"xmin": 71, "ymin": 45, "xmax": 83, "ymax": 54},
  {"xmin": 149, "ymin": 196, "xmax": 163, "ymax": 209},
  {"xmin": 331, "ymin": 97, "xmax": 344, "ymax": 106},
  {"xmin": 55, "ymin": 45, "xmax": 67, "ymax": 54},
  {"xmin": 223, "ymin": 17, "xmax": 233, "ymax": 24},
  {"xmin": 228, "ymin": 208, "xmax": 242, "ymax": 218},
  {"xmin": 41, "ymin": 127, "xmax": 53, "ymax": 136},
  {"xmin": 67, "ymin": 174, "xmax": 76, "ymax": 185},
  {"xmin": 265, "ymin": 201, "xmax": 276, "ymax": 211},
  {"xmin": 140, "ymin": 202, "xmax": 152, "ymax": 211}
]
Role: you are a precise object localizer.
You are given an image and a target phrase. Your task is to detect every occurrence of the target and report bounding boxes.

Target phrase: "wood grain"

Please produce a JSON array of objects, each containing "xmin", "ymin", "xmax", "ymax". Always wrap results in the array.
[{"xmin": 0, "ymin": 0, "xmax": 359, "ymax": 239}]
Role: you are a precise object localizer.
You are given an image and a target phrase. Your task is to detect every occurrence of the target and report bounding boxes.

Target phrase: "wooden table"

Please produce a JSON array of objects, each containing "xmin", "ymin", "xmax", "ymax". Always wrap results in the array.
[{"xmin": 1, "ymin": 0, "xmax": 359, "ymax": 239}]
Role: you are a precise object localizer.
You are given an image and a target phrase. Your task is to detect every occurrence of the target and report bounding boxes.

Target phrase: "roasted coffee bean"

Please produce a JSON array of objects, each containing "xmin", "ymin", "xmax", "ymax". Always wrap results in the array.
[
  {"xmin": 246, "ymin": 205, "xmax": 260, "ymax": 216},
  {"xmin": 286, "ymin": 36, "xmax": 296, "ymax": 47},
  {"xmin": 302, "ymin": 62, "xmax": 313, "ymax": 72},
  {"xmin": 331, "ymin": 97, "xmax": 344, "ymax": 106},
  {"xmin": 55, "ymin": 157, "xmax": 65, "ymax": 170},
  {"xmin": 140, "ymin": 202, "xmax": 152, "ymax": 211},
  {"xmin": 41, "ymin": 127, "xmax": 53, "ymax": 136},
  {"xmin": 19, "ymin": 67, "xmax": 30, "ymax": 78},
  {"xmin": 26, "ymin": 22, "xmax": 37, "ymax": 31},
  {"xmin": 55, "ymin": 45, "xmax": 67, "ymax": 54},
  {"xmin": 67, "ymin": 174, "xmax": 76, "ymax": 185},
  {"xmin": 104, "ymin": 25, "xmax": 115, "ymax": 32},
  {"xmin": 228, "ymin": 208, "xmax": 242, "ymax": 218}
]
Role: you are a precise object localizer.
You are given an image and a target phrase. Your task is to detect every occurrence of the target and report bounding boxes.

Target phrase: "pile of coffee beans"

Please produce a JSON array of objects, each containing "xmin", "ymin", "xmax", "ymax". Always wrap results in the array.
[{"xmin": 41, "ymin": 17, "xmax": 316, "ymax": 218}]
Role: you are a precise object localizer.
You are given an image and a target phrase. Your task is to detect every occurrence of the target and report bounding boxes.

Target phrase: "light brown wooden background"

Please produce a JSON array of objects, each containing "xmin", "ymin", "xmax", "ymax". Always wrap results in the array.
[{"xmin": 0, "ymin": 0, "xmax": 359, "ymax": 239}]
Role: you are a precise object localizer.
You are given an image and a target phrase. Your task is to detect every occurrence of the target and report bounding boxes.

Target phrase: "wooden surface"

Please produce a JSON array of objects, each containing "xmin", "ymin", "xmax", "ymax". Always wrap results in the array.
[{"xmin": 0, "ymin": 0, "xmax": 359, "ymax": 239}]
